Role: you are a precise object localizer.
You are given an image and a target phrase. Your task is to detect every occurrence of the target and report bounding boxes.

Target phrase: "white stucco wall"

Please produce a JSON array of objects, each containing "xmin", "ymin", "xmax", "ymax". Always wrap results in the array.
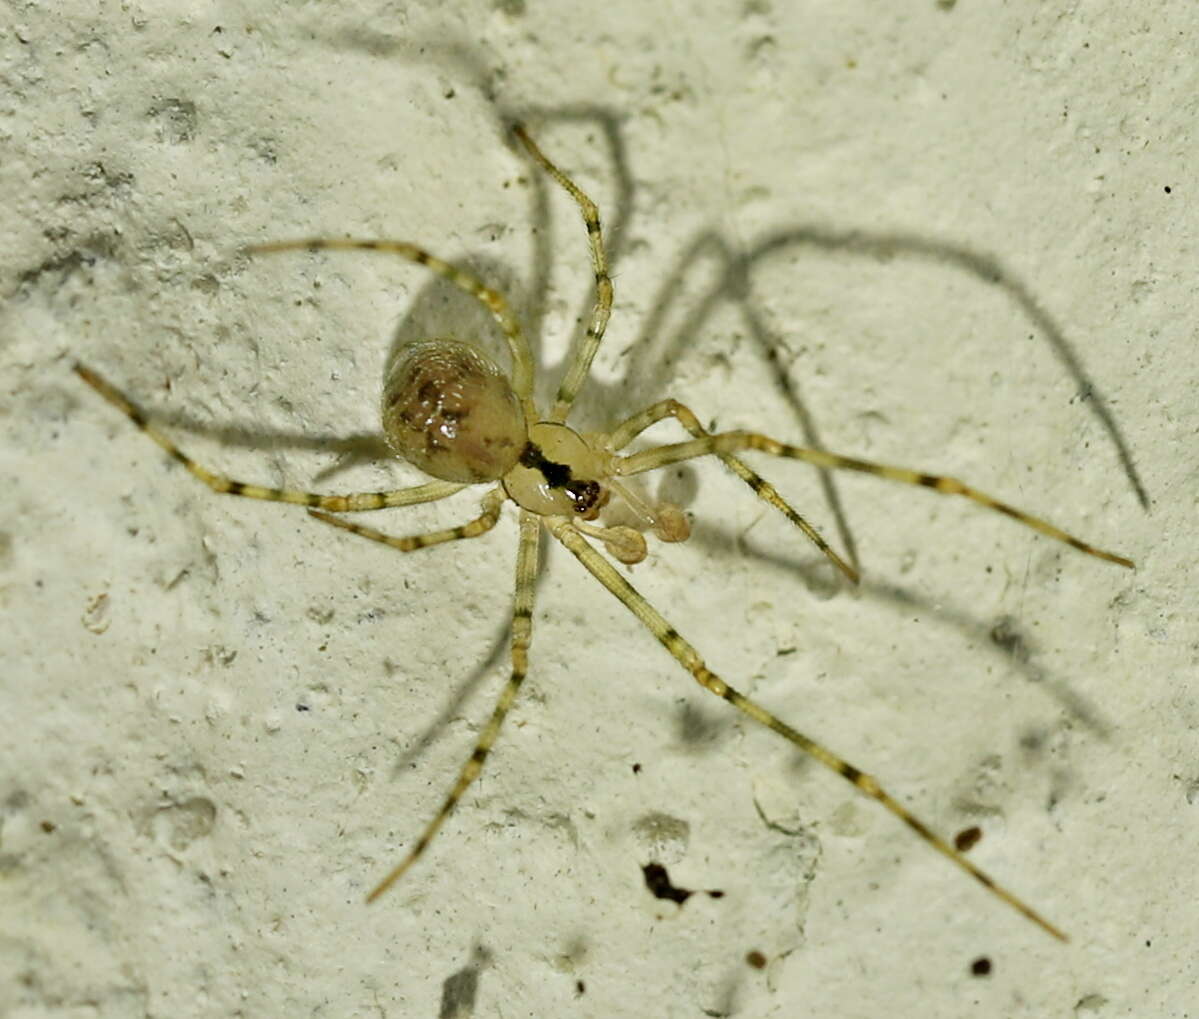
[{"xmin": 4, "ymin": 2, "xmax": 1195, "ymax": 1016}]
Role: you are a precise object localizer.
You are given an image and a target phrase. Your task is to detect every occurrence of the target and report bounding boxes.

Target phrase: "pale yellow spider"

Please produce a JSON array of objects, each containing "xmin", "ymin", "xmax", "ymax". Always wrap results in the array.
[{"xmin": 75, "ymin": 124, "xmax": 1133, "ymax": 941}]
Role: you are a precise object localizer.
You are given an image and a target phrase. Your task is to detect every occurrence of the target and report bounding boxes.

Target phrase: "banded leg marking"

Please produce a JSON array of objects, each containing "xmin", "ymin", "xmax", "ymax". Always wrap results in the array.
[
  {"xmin": 366, "ymin": 510, "xmax": 542, "ymax": 902},
  {"xmin": 74, "ymin": 362, "xmax": 464, "ymax": 511},
  {"xmin": 308, "ymin": 488, "xmax": 506, "ymax": 553},
  {"xmin": 617, "ymin": 430, "xmax": 1134, "ymax": 568},
  {"xmin": 547, "ymin": 516, "xmax": 1068, "ymax": 941},
  {"xmin": 512, "ymin": 125, "xmax": 614, "ymax": 422},
  {"xmin": 609, "ymin": 398, "xmax": 859, "ymax": 583}
]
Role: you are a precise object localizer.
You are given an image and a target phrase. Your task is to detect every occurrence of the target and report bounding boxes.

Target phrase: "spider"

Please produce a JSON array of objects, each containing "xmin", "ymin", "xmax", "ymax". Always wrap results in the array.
[{"xmin": 75, "ymin": 123, "xmax": 1133, "ymax": 942}]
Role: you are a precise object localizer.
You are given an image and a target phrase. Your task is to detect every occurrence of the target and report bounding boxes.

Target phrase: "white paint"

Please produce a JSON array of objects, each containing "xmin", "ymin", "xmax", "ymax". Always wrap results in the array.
[{"xmin": 4, "ymin": 2, "xmax": 1193, "ymax": 1016}]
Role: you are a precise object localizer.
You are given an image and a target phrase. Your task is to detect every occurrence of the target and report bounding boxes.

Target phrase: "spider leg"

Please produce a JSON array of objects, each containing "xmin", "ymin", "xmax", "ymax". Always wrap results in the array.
[
  {"xmin": 546, "ymin": 516, "xmax": 1067, "ymax": 941},
  {"xmin": 608, "ymin": 398, "xmax": 859, "ymax": 583},
  {"xmin": 512, "ymin": 125, "xmax": 613, "ymax": 423},
  {"xmin": 74, "ymin": 363, "xmax": 464, "ymax": 511},
  {"xmin": 366, "ymin": 509, "xmax": 541, "ymax": 902},
  {"xmin": 244, "ymin": 239, "xmax": 536, "ymax": 409},
  {"xmin": 307, "ymin": 488, "xmax": 506, "ymax": 552},
  {"xmin": 616, "ymin": 430, "xmax": 1134, "ymax": 568}
]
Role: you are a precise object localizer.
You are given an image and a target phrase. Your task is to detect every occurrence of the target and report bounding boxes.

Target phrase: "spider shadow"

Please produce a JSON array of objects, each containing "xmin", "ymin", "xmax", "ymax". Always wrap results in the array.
[
  {"xmin": 734, "ymin": 521, "xmax": 1114, "ymax": 738},
  {"xmin": 178, "ymin": 23, "xmax": 1136, "ymax": 866},
  {"xmin": 140, "ymin": 413, "xmax": 395, "ymax": 484},
  {"xmin": 182, "ymin": 99, "xmax": 1130, "ymax": 771},
  {"xmin": 467, "ymin": 106, "xmax": 1142, "ymax": 745},
  {"xmin": 310, "ymin": 19, "xmax": 638, "ymax": 390},
  {"xmin": 555, "ymin": 210, "xmax": 1140, "ymax": 744},
  {"xmin": 194, "ymin": 38, "xmax": 1136, "ymax": 992},
  {"xmin": 592, "ymin": 225, "xmax": 1145, "ymax": 568}
]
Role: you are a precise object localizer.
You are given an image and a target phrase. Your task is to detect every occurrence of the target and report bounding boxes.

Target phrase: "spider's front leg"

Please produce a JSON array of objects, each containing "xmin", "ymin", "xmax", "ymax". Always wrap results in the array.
[
  {"xmin": 605, "ymin": 396, "xmax": 859, "ymax": 582},
  {"xmin": 615, "ymin": 425, "xmax": 1134, "ymax": 570}
]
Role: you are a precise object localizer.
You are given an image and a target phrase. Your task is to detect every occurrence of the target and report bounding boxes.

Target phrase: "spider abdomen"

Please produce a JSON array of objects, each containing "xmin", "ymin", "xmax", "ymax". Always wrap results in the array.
[{"xmin": 381, "ymin": 338, "xmax": 528, "ymax": 483}]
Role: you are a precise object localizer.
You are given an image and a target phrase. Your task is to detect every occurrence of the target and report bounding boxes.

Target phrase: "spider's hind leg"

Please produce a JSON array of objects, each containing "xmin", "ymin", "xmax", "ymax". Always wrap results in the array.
[
  {"xmin": 366, "ymin": 509, "xmax": 541, "ymax": 902},
  {"xmin": 547, "ymin": 515, "xmax": 1067, "ymax": 942},
  {"xmin": 308, "ymin": 488, "xmax": 507, "ymax": 553},
  {"xmin": 244, "ymin": 238, "xmax": 536, "ymax": 406}
]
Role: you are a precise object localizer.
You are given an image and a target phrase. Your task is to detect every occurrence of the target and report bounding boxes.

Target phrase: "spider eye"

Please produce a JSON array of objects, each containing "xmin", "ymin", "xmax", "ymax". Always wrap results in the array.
[{"xmin": 568, "ymin": 479, "xmax": 604, "ymax": 518}]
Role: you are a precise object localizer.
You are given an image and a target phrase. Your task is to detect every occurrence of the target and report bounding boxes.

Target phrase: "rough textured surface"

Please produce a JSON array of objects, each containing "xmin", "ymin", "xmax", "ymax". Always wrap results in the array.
[{"xmin": 3, "ymin": 3, "xmax": 1195, "ymax": 1016}]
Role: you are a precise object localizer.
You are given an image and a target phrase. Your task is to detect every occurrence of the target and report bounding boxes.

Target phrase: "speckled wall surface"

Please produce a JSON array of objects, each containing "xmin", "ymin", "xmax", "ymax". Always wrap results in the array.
[{"xmin": 3, "ymin": 3, "xmax": 1193, "ymax": 1016}]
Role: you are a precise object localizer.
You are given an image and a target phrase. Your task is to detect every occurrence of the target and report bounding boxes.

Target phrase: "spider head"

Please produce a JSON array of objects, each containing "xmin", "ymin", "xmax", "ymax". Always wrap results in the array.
[{"xmin": 502, "ymin": 422, "xmax": 612, "ymax": 519}]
